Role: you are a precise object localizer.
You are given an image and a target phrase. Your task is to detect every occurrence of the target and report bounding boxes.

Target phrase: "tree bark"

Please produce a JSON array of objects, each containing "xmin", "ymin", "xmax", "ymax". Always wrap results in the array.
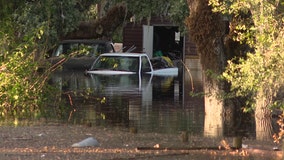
[
  {"xmin": 255, "ymin": 91, "xmax": 273, "ymax": 141},
  {"xmin": 187, "ymin": 0, "xmax": 274, "ymax": 140},
  {"xmin": 203, "ymin": 77, "xmax": 224, "ymax": 137},
  {"xmin": 187, "ymin": 0, "xmax": 227, "ymax": 137}
]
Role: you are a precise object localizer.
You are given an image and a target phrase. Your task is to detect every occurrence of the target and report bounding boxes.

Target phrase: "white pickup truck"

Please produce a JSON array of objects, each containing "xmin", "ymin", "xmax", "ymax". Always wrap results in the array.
[{"xmin": 85, "ymin": 53, "xmax": 178, "ymax": 76}]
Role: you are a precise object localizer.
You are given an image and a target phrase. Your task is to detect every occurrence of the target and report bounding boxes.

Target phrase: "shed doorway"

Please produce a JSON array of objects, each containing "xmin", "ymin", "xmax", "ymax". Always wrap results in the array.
[
  {"xmin": 143, "ymin": 25, "xmax": 184, "ymax": 102},
  {"xmin": 143, "ymin": 25, "xmax": 184, "ymax": 61}
]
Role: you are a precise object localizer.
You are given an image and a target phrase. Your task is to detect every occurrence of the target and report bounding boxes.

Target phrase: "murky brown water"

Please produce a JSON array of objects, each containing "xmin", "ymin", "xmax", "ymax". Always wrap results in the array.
[{"xmin": 50, "ymin": 70, "xmax": 254, "ymax": 138}]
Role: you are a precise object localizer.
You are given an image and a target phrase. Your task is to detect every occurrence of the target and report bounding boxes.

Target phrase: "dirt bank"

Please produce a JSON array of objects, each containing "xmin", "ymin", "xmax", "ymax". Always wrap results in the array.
[{"xmin": 0, "ymin": 123, "xmax": 282, "ymax": 160}]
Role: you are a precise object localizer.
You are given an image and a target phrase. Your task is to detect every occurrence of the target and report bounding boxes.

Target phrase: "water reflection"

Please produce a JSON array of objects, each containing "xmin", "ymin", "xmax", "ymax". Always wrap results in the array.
[{"xmin": 50, "ymin": 70, "xmax": 204, "ymax": 134}]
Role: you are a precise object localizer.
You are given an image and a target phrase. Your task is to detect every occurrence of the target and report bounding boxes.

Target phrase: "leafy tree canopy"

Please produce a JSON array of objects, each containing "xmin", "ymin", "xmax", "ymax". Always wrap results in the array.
[
  {"xmin": 120, "ymin": 0, "xmax": 189, "ymax": 27},
  {"xmin": 0, "ymin": 0, "xmax": 99, "ymax": 121},
  {"xmin": 210, "ymin": 0, "xmax": 284, "ymax": 109},
  {"xmin": 1, "ymin": 0, "xmax": 189, "ymax": 51}
]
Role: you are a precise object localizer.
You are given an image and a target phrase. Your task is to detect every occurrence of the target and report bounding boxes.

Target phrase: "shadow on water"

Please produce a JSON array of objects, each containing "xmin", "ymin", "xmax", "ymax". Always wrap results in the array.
[{"xmin": 49, "ymin": 70, "xmax": 205, "ymax": 135}]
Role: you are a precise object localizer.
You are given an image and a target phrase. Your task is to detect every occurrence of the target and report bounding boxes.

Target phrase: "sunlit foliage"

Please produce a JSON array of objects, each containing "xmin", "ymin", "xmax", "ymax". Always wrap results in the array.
[
  {"xmin": 0, "ymin": 0, "xmax": 101, "ymax": 120},
  {"xmin": 0, "ymin": 25, "xmax": 50, "ymax": 122},
  {"xmin": 210, "ymin": 0, "xmax": 284, "ymax": 108},
  {"xmin": 210, "ymin": 0, "xmax": 284, "ymax": 140}
]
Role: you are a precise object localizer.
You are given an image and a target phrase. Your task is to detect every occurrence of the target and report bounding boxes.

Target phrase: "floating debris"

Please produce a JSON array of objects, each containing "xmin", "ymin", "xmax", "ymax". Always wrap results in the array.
[{"xmin": 71, "ymin": 137, "xmax": 100, "ymax": 147}]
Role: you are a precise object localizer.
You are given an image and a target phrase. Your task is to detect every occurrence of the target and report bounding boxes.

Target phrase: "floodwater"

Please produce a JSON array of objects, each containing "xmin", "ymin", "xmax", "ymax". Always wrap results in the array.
[{"xmin": 49, "ymin": 69, "xmax": 255, "ymax": 138}]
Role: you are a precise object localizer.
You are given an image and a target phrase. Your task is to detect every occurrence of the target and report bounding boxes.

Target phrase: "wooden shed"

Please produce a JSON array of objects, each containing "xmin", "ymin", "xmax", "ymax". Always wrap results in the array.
[{"xmin": 123, "ymin": 16, "xmax": 197, "ymax": 59}]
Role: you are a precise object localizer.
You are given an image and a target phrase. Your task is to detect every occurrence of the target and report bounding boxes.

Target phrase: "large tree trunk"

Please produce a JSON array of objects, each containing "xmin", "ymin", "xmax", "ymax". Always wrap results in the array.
[
  {"xmin": 203, "ymin": 75, "xmax": 224, "ymax": 137},
  {"xmin": 187, "ymin": 0, "xmax": 227, "ymax": 137},
  {"xmin": 255, "ymin": 91, "xmax": 273, "ymax": 141}
]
